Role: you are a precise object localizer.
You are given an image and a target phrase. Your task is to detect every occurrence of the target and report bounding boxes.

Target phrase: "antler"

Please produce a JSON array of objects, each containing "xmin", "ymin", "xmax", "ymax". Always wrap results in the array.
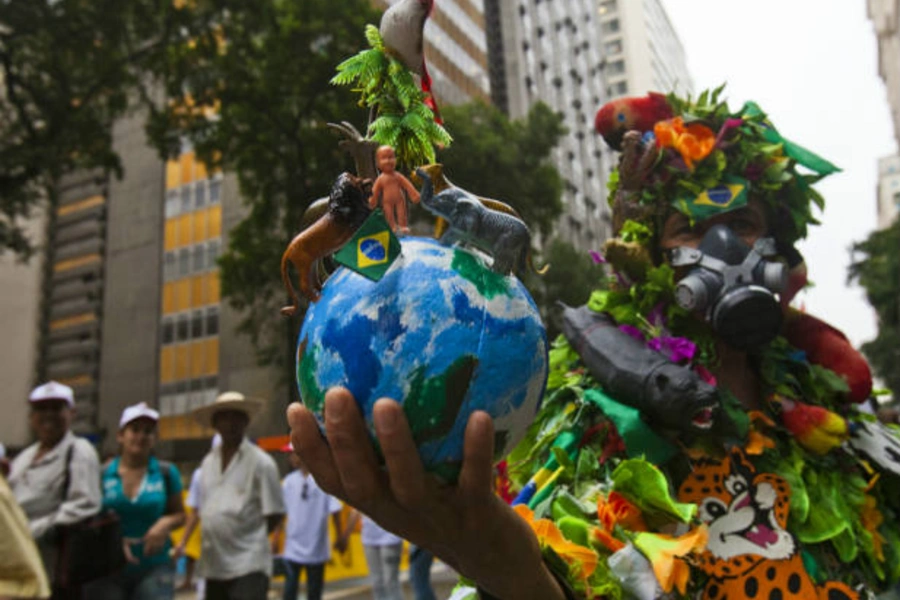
[{"xmin": 327, "ymin": 121, "xmax": 380, "ymax": 180}]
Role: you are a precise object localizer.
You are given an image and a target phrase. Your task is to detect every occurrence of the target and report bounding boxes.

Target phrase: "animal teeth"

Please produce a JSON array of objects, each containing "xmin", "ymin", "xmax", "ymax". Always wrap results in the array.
[{"xmin": 749, "ymin": 526, "xmax": 759, "ymax": 535}]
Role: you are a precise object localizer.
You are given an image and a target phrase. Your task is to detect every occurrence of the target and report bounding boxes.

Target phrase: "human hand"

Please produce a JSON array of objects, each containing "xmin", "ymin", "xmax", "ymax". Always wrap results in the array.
[
  {"xmin": 287, "ymin": 387, "xmax": 565, "ymax": 600},
  {"xmin": 142, "ymin": 523, "xmax": 169, "ymax": 557},
  {"xmin": 122, "ymin": 538, "xmax": 140, "ymax": 565},
  {"xmin": 171, "ymin": 543, "xmax": 185, "ymax": 560},
  {"xmin": 334, "ymin": 535, "xmax": 349, "ymax": 554}
]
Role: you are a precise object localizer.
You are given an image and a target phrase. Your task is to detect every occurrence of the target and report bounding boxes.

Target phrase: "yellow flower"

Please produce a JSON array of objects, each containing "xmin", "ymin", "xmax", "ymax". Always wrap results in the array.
[{"xmin": 633, "ymin": 526, "xmax": 708, "ymax": 594}]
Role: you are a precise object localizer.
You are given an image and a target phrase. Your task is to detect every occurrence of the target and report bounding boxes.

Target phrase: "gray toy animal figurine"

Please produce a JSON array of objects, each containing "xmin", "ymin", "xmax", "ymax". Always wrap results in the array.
[{"xmin": 416, "ymin": 168, "xmax": 547, "ymax": 275}]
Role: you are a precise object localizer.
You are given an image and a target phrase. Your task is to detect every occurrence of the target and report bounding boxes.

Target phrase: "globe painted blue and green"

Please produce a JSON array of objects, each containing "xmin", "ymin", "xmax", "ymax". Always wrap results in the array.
[{"xmin": 297, "ymin": 237, "xmax": 549, "ymax": 479}]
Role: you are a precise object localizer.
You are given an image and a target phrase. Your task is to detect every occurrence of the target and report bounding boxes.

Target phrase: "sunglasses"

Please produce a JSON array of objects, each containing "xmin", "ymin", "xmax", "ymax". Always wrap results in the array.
[{"xmin": 302, "ymin": 482, "xmax": 309, "ymax": 500}]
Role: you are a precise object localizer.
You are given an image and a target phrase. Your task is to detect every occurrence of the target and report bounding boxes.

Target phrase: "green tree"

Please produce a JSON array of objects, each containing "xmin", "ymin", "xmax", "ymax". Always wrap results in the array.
[
  {"xmin": 144, "ymin": 0, "xmax": 381, "ymax": 387},
  {"xmin": 848, "ymin": 218, "xmax": 900, "ymax": 397},
  {"xmin": 525, "ymin": 239, "xmax": 605, "ymax": 340},
  {"xmin": 0, "ymin": 0, "xmax": 185, "ymax": 257},
  {"xmin": 436, "ymin": 100, "xmax": 566, "ymax": 239}
]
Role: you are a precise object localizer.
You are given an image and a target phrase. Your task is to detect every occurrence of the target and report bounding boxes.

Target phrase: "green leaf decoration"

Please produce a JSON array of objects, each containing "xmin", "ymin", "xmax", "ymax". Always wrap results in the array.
[{"xmin": 611, "ymin": 458, "xmax": 696, "ymax": 525}]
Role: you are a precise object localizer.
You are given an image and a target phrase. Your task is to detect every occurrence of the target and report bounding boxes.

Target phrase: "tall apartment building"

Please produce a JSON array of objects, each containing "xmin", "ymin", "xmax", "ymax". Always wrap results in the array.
[
  {"xmin": 876, "ymin": 154, "xmax": 900, "ymax": 229},
  {"xmin": 484, "ymin": 0, "xmax": 693, "ymax": 252},
  {"xmin": 29, "ymin": 2, "xmax": 489, "ymax": 457},
  {"xmin": 598, "ymin": 0, "xmax": 693, "ymax": 101},
  {"xmin": 868, "ymin": 0, "xmax": 900, "ymax": 145},
  {"xmin": 485, "ymin": 0, "xmax": 614, "ymax": 251}
]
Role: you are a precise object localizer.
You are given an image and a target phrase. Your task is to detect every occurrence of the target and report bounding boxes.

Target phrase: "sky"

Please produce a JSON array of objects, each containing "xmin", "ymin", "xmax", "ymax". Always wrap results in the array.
[{"xmin": 661, "ymin": 0, "xmax": 898, "ymax": 348}]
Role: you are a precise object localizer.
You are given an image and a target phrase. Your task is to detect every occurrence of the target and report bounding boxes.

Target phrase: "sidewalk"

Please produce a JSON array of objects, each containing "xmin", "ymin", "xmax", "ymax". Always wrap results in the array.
[{"xmin": 175, "ymin": 562, "xmax": 459, "ymax": 600}]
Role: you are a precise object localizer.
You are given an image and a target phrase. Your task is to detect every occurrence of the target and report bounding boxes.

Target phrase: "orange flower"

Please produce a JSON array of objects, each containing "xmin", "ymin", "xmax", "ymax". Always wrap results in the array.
[
  {"xmin": 860, "ymin": 494, "xmax": 886, "ymax": 562},
  {"xmin": 633, "ymin": 526, "xmax": 708, "ymax": 594},
  {"xmin": 513, "ymin": 504, "xmax": 599, "ymax": 582},
  {"xmin": 598, "ymin": 492, "xmax": 648, "ymax": 533},
  {"xmin": 653, "ymin": 117, "xmax": 716, "ymax": 169}
]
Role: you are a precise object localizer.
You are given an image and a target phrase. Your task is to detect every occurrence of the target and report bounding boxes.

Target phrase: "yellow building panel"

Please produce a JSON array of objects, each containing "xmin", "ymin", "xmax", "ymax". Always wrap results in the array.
[
  {"xmin": 158, "ymin": 415, "xmax": 214, "ymax": 441},
  {"xmin": 57, "ymin": 195, "xmax": 105, "ymax": 217},
  {"xmin": 193, "ymin": 209, "xmax": 208, "ymax": 242},
  {"xmin": 174, "ymin": 345, "xmax": 189, "ymax": 380},
  {"xmin": 190, "ymin": 341, "xmax": 205, "ymax": 378},
  {"xmin": 208, "ymin": 205, "xmax": 222, "ymax": 238},
  {"xmin": 160, "ymin": 346, "xmax": 175, "ymax": 384},
  {"xmin": 195, "ymin": 160, "xmax": 208, "ymax": 181},
  {"xmin": 205, "ymin": 337, "xmax": 219, "ymax": 375},
  {"xmin": 175, "ymin": 279, "xmax": 191, "ymax": 313},
  {"xmin": 162, "ymin": 282, "xmax": 176, "ymax": 315},
  {"xmin": 57, "ymin": 375, "xmax": 94, "ymax": 388},
  {"xmin": 166, "ymin": 160, "xmax": 180, "ymax": 190},
  {"xmin": 176, "ymin": 213, "xmax": 193, "ymax": 248},
  {"xmin": 54, "ymin": 254, "xmax": 101, "ymax": 273},
  {"xmin": 49, "ymin": 312, "xmax": 96, "ymax": 331},
  {"xmin": 179, "ymin": 152, "xmax": 195, "ymax": 185},
  {"xmin": 191, "ymin": 276, "xmax": 204, "ymax": 307},
  {"xmin": 164, "ymin": 220, "xmax": 177, "ymax": 252},
  {"xmin": 208, "ymin": 272, "xmax": 221, "ymax": 304}
]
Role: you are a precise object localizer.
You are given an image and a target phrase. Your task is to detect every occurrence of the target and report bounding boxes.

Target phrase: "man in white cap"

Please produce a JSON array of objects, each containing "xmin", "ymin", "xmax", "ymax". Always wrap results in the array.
[
  {"xmin": 191, "ymin": 391, "xmax": 285, "ymax": 600},
  {"xmin": 8, "ymin": 381, "xmax": 101, "ymax": 600}
]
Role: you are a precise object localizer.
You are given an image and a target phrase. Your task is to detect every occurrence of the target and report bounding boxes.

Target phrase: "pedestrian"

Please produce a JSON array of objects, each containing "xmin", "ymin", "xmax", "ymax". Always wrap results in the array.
[
  {"xmin": 87, "ymin": 402, "xmax": 185, "ymax": 600},
  {"xmin": 275, "ymin": 448, "xmax": 345, "ymax": 600},
  {"xmin": 342, "ymin": 511, "xmax": 402, "ymax": 600},
  {"xmin": 0, "ymin": 469, "xmax": 51, "ymax": 599},
  {"xmin": 407, "ymin": 545, "xmax": 436, "ymax": 600},
  {"xmin": 8, "ymin": 381, "xmax": 101, "ymax": 600},
  {"xmin": 191, "ymin": 392, "xmax": 285, "ymax": 600}
]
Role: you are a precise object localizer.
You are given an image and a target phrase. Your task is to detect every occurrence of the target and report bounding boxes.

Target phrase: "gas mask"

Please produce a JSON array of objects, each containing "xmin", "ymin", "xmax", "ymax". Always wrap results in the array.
[{"xmin": 668, "ymin": 224, "xmax": 787, "ymax": 351}]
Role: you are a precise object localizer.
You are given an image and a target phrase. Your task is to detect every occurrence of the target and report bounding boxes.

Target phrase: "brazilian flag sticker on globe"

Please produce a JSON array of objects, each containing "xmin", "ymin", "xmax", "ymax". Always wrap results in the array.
[{"xmin": 333, "ymin": 209, "xmax": 401, "ymax": 281}]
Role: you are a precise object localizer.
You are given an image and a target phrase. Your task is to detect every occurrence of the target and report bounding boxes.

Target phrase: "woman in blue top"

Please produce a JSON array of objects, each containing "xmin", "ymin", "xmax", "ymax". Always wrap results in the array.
[{"xmin": 89, "ymin": 402, "xmax": 185, "ymax": 600}]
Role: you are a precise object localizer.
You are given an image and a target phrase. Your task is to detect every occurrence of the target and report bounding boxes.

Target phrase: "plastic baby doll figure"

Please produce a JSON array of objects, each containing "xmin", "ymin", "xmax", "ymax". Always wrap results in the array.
[{"xmin": 369, "ymin": 145, "xmax": 420, "ymax": 234}]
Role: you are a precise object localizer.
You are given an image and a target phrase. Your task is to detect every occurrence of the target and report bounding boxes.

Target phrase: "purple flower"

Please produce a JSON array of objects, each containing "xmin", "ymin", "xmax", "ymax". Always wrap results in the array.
[
  {"xmin": 618, "ymin": 324, "xmax": 645, "ymax": 342},
  {"xmin": 589, "ymin": 250, "xmax": 606, "ymax": 265},
  {"xmin": 715, "ymin": 118, "xmax": 744, "ymax": 147},
  {"xmin": 648, "ymin": 336, "xmax": 697, "ymax": 364}
]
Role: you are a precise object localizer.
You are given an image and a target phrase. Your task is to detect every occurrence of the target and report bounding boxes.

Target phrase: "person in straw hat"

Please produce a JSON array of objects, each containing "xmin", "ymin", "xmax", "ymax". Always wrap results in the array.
[{"xmin": 191, "ymin": 392, "xmax": 284, "ymax": 600}]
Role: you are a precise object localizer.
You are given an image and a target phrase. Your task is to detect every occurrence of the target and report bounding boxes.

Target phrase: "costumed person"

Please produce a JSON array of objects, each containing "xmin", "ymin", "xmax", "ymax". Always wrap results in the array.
[
  {"xmin": 8, "ymin": 382, "xmax": 102, "ymax": 600},
  {"xmin": 288, "ymin": 87, "xmax": 900, "ymax": 599},
  {"xmin": 86, "ymin": 403, "xmax": 185, "ymax": 600},
  {"xmin": 368, "ymin": 145, "xmax": 421, "ymax": 234}
]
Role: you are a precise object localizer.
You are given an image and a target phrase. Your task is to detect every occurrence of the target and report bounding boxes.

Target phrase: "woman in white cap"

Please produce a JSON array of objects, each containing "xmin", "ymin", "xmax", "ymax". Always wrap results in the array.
[
  {"xmin": 8, "ymin": 381, "xmax": 102, "ymax": 600},
  {"xmin": 87, "ymin": 402, "xmax": 185, "ymax": 600}
]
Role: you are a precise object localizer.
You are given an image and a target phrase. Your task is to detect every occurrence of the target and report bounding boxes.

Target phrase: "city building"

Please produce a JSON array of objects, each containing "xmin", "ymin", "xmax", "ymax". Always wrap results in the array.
[
  {"xmin": 484, "ymin": 0, "xmax": 693, "ymax": 252},
  {"xmin": 597, "ymin": 0, "xmax": 693, "ymax": 102},
  {"xmin": 485, "ymin": 0, "xmax": 614, "ymax": 251},
  {"xmin": 29, "ymin": 1, "xmax": 490, "ymax": 457},
  {"xmin": 868, "ymin": 0, "xmax": 900, "ymax": 145},
  {"xmin": 876, "ymin": 154, "xmax": 900, "ymax": 229}
]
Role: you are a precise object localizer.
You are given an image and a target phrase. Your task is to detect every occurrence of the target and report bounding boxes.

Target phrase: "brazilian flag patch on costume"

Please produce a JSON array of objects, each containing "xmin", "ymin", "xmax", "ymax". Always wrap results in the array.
[
  {"xmin": 333, "ymin": 209, "xmax": 401, "ymax": 281},
  {"xmin": 673, "ymin": 175, "xmax": 749, "ymax": 221}
]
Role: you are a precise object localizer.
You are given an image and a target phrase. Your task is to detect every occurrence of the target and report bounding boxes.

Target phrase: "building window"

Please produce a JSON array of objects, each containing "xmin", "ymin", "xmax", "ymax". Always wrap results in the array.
[
  {"xmin": 195, "ymin": 182, "xmax": 207, "ymax": 208},
  {"xmin": 178, "ymin": 248, "xmax": 191, "ymax": 277},
  {"xmin": 176, "ymin": 314, "xmax": 189, "ymax": 342},
  {"xmin": 164, "ymin": 252, "xmax": 177, "ymax": 281},
  {"xmin": 598, "ymin": 0, "xmax": 617, "ymax": 15},
  {"xmin": 207, "ymin": 239, "xmax": 221, "ymax": 269},
  {"xmin": 206, "ymin": 307, "xmax": 220, "ymax": 336},
  {"xmin": 191, "ymin": 309, "xmax": 204, "ymax": 338},
  {"xmin": 894, "ymin": 191, "xmax": 900, "ymax": 207},
  {"xmin": 608, "ymin": 59, "xmax": 625, "ymax": 75},
  {"xmin": 161, "ymin": 318, "xmax": 174, "ymax": 345},
  {"xmin": 165, "ymin": 190, "xmax": 179, "ymax": 218},
  {"xmin": 601, "ymin": 19, "xmax": 619, "ymax": 34},
  {"xmin": 180, "ymin": 186, "xmax": 192, "ymax": 213},
  {"xmin": 192, "ymin": 245, "xmax": 206, "ymax": 272},
  {"xmin": 209, "ymin": 179, "xmax": 222, "ymax": 204},
  {"xmin": 608, "ymin": 81, "xmax": 628, "ymax": 96}
]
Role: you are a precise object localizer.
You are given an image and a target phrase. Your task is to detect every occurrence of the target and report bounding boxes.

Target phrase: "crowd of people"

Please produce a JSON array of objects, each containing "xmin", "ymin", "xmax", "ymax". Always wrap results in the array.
[{"xmin": 0, "ymin": 383, "xmax": 440, "ymax": 600}]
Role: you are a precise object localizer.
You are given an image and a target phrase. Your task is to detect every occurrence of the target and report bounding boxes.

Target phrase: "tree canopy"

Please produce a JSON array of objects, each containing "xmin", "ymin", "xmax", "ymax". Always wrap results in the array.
[
  {"xmin": 437, "ymin": 100, "xmax": 566, "ymax": 239},
  {"xmin": 144, "ymin": 0, "xmax": 381, "ymax": 379},
  {"xmin": 848, "ymin": 218, "xmax": 900, "ymax": 398},
  {"xmin": 0, "ymin": 0, "xmax": 183, "ymax": 256}
]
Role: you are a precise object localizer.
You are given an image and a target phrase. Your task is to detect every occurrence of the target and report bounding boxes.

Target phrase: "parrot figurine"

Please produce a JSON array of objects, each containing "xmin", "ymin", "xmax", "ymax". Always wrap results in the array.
[
  {"xmin": 778, "ymin": 398, "xmax": 848, "ymax": 455},
  {"xmin": 379, "ymin": 0, "xmax": 442, "ymax": 122},
  {"xmin": 594, "ymin": 92, "xmax": 673, "ymax": 151},
  {"xmin": 782, "ymin": 310, "xmax": 873, "ymax": 404}
]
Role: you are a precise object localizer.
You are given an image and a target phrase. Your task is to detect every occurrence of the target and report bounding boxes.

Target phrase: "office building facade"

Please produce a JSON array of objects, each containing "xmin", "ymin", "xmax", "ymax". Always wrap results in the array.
[
  {"xmin": 869, "ymin": 0, "xmax": 900, "ymax": 145},
  {"xmin": 876, "ymin": 154, "xmax": 900, "ymax": 229}
]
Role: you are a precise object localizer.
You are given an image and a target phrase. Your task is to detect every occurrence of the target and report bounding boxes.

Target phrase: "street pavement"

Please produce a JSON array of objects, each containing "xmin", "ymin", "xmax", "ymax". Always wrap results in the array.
[{"xmin": 175, "ymin": 562, "xmax": 460, "ymax": 600}]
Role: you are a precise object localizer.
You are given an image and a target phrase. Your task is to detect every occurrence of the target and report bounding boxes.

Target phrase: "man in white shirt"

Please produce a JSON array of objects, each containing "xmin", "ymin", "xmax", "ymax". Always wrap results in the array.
[
  {"xmin": 276, "ymin": 449, "xmax": 345, "ymax": 600},
  {"xmin": 8, "ymin": 381, "xmax": 102, "ymax": 600},
  {"xmin": 191, "ymin": 392, "xmax": 285, "ymax": 600}
]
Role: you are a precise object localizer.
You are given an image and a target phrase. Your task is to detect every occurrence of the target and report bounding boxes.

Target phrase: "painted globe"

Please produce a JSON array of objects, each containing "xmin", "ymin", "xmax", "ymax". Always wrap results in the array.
[{"xmin": 296, "ymin": 237, "xmax": 548, "ymax": 480}]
